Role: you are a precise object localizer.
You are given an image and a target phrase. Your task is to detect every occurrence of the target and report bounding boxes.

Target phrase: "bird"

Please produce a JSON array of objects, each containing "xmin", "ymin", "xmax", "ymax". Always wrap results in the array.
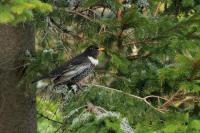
[{"xmin": 32, "ymin": 45, "xmax": 105, "ymax": 89}]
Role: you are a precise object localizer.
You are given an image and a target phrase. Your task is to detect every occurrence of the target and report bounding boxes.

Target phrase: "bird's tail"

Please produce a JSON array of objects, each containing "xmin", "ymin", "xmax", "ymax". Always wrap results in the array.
[{"xmin": 31, "ymin": 76, "xmax": 48, "ymax": 84}]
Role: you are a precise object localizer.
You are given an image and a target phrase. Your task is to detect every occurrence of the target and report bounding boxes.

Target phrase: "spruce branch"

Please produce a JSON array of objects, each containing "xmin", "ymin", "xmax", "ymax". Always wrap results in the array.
[
  {"xmin": 63, "ymin": 105, "xmax": 87, "ymax": 120},
  {"xmin": 187, "ymin": 58, "xmax": 200, "ymax": 81},
  {"xmin": 174, "ymin": 96, "xmax": 200, "ymax": 107},
  {"xmin": 49, "ymin": 17, "xmax": 83, "ymax": 40},
  {"xmin": 163, "ymin": 15, "xmax": 200, "ymax": 35},
  {"xmin": 160, "ymin": 89, "xmax": 200, "ymax": 109},
  {"xmin": 55, "ymin": 7, "xmax": 97, "ymax": 23},
  {"xmin": 65, "ymin": 9, "xmax": 92, "ymax": 21},
  {"xmin": 88, "ymin": 84, "xmax": 167, "ymax": 113},
  {"xmin": 37, "ymin": 111, "xmax": 63, "ymax": 125},
  {"xmin": 124, "ymin": 39, "xmax": 160, "ymax": 45}
]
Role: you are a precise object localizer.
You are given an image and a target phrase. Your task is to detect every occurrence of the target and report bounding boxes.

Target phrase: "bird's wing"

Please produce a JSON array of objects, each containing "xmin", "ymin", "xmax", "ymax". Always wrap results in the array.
[
  {"xmin": 31, "ymin": 54, "xmax": 89, "ymax": 83},
  {"xmin": 49, "ymin": 55, "xmax": 90, "ymax": 80},
  {"xmin": 53, "ymin": 62, "xmax": 91, "ymax": 85},
  {"xmin": 50, "ymin": 55, "xmax": 87, "ymax": 78}
]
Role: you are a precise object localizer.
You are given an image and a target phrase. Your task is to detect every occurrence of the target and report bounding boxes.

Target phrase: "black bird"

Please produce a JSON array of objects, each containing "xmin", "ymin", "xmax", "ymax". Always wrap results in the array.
[{"xmin": 32, "ymin": 45, "xmax": 104, "ymax": 88}]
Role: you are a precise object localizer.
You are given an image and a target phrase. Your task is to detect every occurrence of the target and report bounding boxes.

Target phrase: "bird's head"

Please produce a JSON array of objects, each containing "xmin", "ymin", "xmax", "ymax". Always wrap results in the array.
[{"xmin": 83, "ymin": 45, "xmax": 105, "ymax": 58}]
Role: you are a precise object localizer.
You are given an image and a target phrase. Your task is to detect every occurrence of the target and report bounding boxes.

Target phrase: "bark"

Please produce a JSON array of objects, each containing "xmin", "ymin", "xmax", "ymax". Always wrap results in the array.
[{"xmin": 0, "ymin": 24, "xmax": 36, "ymax": 133}]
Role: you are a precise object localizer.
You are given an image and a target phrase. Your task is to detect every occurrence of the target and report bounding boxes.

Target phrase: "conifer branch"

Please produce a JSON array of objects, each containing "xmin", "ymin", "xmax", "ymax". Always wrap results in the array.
[
  {"xmin": 65, "ymin": 9, "xmax": 93, "ymax": 21},
  {"xmin": 187, "ymin": 58, "xmax": 200, "ymax": 81},
  {"xmin": 55, "ymin": 7, "xmax": 95, "ymax": 22},
  {"xmin": 49, "ymin": 17, "xmax": 83, "ymax": 40},
  {"xmin": 160, "ymin": 89, "xmax": 182, "ymax": 109},
  {"xmin": 37, "ymin": 111, "xmax": 63, "ymax": 124},
  {"xmin": 163, "ymin": 15, "xmax": 199, "ymax": 35},
  {"xmin": 124, "ymin": 40, "xmax": 159, "ymax": 45},
  {"xmin": 63, "ymin": 105, "xmax": 87, "ymax": 120},
  {"xmin": 89, "ymin": 84, "xmax": 167, "ymax": 113}
]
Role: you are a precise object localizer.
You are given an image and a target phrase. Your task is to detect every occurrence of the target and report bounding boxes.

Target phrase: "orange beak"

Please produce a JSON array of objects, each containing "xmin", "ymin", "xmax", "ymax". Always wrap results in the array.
[{"xmin": 98, "ymin": 47, "xmax": 105, "ymax": 52}]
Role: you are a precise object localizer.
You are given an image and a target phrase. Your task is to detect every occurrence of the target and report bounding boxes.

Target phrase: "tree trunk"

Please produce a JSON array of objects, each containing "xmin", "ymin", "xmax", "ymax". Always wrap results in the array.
[{"xmin": 0, "ymin": 24, "xmax": 36, "ymax": 133}]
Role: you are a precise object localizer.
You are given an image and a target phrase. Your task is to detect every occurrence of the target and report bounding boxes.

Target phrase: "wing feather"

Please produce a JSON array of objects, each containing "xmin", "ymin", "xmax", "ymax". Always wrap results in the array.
[
  {"xmin": 32, "ymin": 53, "xmax": 89, "ymax": 83},
  {"xmin": 49, "ymin": 54, "xmax": 87, "ymax": 77},
  {"xmin": 53, "ymin": 63, "xmax": 90, "ymax": 85}
]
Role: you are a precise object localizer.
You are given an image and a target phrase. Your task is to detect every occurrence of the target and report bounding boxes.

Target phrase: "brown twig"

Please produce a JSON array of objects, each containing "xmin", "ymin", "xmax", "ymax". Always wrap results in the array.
[
  {"xmin": 64, "ymin": 9, "xmax": 94, "ymax": 22},
  {"xmin": 160, "ymin": 89, "xmax": 182, "ymax": 109},
  {"xmin": 116, "ymin": 0, "xmax": 126, "ymax": 49},
  {"xmin": 86, "ymin": 102, "xmax": 107, "ymax": 115},
  {"xmin": 174, "ymin": 96, "xmax": 199, "ymax": 107},
  {"xmin": 153, "ymin": 1, "xmax": 162, "ymax": 17},
  {"xmin": 124, "ymin": 40, "xmax": 159, "ymax": 45}
]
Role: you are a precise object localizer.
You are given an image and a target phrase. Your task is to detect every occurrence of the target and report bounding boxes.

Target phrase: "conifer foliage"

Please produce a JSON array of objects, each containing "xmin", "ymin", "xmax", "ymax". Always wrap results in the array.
[
  {"xmin": 34, "ymin": 0, "xmax": 200, "ymax": 132},
  {"xmin": 1, "ymin": 0, "xmax": 200, "ymax": 132}
]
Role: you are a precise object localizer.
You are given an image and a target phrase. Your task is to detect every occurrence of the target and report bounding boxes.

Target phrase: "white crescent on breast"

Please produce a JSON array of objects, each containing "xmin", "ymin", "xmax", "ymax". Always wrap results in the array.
[{"xmin": 88, "ymin": 56, "xmax": 99, "ymax": 66}]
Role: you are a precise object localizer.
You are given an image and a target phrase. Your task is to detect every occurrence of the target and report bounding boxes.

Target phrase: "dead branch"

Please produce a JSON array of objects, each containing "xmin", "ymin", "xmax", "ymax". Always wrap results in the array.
[{"xmin": 160, "ymin": 89, "xmax": 182, "ymax": 109}]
